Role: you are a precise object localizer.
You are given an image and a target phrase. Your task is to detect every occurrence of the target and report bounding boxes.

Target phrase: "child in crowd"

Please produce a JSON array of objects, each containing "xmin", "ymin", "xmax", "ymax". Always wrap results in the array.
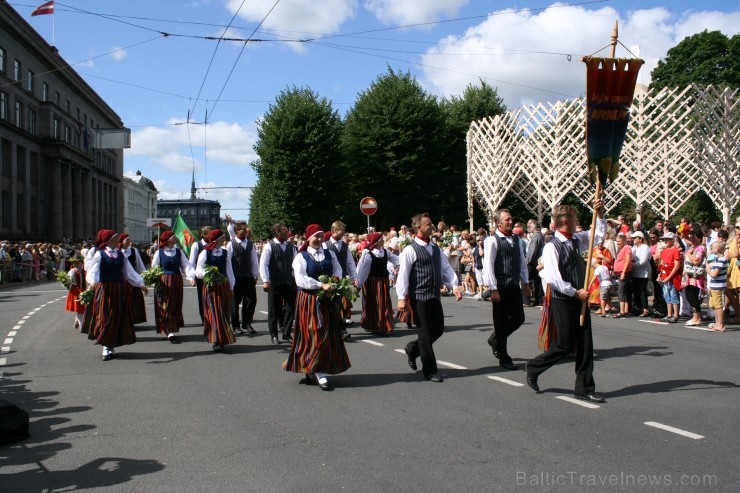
[
  {"xmin": 707, "ymin": 241, "xmax": 728, "ymax": 332},
  {"xmin": 592, "ymin": 258, "xmax": 613, "ymax": 316},
  {"xmin": 64, "ymin": 256, "xmax": 86, "ymax": 330}
]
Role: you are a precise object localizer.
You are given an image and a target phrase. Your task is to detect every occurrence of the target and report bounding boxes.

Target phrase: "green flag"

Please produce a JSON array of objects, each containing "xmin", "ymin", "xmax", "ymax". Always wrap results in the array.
[{"xmin": 172, "ymin": 213, "xmax": 196, "ymax": 255}]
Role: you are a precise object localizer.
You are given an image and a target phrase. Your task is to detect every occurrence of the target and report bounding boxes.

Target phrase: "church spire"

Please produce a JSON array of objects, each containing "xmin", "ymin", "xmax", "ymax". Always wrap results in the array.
[{"xmin": 190, "ymin": 169, "xmax": 196, "ymax": 200}]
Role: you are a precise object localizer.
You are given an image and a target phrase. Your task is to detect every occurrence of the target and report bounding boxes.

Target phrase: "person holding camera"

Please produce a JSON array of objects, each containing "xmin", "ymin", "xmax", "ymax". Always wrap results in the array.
[{"xmin": 682, "ymin": 226, "xmax": 706, "ymax": 327}]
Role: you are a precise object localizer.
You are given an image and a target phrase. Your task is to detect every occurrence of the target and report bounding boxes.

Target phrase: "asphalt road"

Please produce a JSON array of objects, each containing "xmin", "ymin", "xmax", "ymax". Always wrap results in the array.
[{"xmin": 1, "ymin": 281, "xmax": 739, "ymax": 492}]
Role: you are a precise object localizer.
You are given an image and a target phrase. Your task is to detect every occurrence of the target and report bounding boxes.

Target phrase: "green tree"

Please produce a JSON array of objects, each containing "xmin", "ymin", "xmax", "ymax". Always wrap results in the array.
[
  {"xmin": 650, "ymin": 30, "xmax": 740, "ymax": 90},
  {"xmin": 250, "ymin": 87, "xmax": 345, "ymax": 237},
  {"xmin": 441, "ymin": 80, "xmax": 507, "ymax": 229},
  {"xmin": 342, "ymin": 67, "xmax": 447, "ymax": 231}
]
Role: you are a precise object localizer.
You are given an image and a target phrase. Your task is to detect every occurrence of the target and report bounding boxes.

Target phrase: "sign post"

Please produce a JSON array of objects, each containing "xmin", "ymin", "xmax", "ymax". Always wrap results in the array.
[
  {"xmin": 147, "ymin": 218, "xmax": 172, "ymax": 247},
  {"xmin": 359, "ymin": 197, "xmax": 377, "ymax": 232}
]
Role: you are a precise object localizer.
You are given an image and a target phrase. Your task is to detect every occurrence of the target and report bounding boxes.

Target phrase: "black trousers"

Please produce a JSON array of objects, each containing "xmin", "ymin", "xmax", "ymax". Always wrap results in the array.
[
  {"xmin": 487, "ymin": 284, "xmax": 525, "ymax": 362},
  {"xmin": 526, "ymin": 297, "xmax": 595, "ymax": 396},
  {"xmin": 195, "ymin": 277, "xmax": 205, "ymax": 322},
  {"xmin": 632, "ymin": 277, "xmax": 649, "ymax": 313},
  {"xmin": 529, "ymin": 266, "xmax": 544, "ymax": 305},
  {"xmin": 406, "ymin": 298, "xmax": 444, "ymax": 378},
  {"xmin": 685, "ymin": 285, "xmax": 702, "ymax": 314},
  {"xmin": 232, "ymin": 277, "xmax": 257, "ymax": 327},
  {"xmin": 267, "ymin": 283, "xmax": 296, "ymax": 338}
]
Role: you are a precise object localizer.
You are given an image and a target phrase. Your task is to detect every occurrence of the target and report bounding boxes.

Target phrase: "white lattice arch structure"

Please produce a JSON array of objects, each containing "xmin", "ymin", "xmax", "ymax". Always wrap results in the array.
[{"xmin": 468, "ymin": 84, "xmax": 740, "ymax": 227}]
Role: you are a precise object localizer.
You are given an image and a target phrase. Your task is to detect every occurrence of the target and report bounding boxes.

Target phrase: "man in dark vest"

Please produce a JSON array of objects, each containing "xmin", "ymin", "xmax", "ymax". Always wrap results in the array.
[
  {"xmin": 482, "ymin": 209, "xmax": 530, "ymax": 370},
  {"xmin": 526, "ymin": 220, "xmax": 545, "ymax": 306},
  {"xmin": 226, "ymin": 216, "xmax": 259, "ymax": 335},
  {"xmin": 189, "ymin": 225, "xmax": 212, "ymax": 324},
  {"xmin": 526, "ymin": 201, "xmax": 607, "ymax": 403},
  {"xmin": 396, "ymin": 213, "xmax": 462, "ymax": 383},
  {"xmin": 259, "ymin": 223, "xmax": 296, "ymax": 345},
  {"xmin": 324, "ymin": 220, "xmax": 358, "ymax": 340}
]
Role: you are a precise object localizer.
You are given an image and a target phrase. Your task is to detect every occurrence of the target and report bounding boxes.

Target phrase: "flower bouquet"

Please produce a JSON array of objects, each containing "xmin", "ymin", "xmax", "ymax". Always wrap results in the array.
[
  {"xmin": 398, "ymin": 238, "xmax": 412, "ymax": 251},
  {"xmin": 438, "ymin": 231, "xmax": 454, "ymax": 248},
  {"xmin": 318, "ymin": 275, "xmax": 358, "ymax": 302},
  {"xmin": 141, "ymin": 265, "xmax": 164, "ymax": 288},
  {"xmin": 56, "ymin": 270, "xmax": 71, "ymax": 289},
  {"xmin": 203, "ymin": 265, "xmax": 227, "ymax": 287},
  {"xmin": 78, "ymin": 288, "xmax": 95, "ymax": 305}
]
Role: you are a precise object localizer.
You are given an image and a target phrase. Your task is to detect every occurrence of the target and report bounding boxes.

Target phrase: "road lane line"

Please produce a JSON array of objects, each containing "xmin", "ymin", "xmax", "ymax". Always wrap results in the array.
[
  {"xmin": 4, "ymin": 338, "xmax": 13, "ymax": 345},
  {"xmin": 555, "ymin": 396, "xmax": 601, "ymax": 409},
  {"xmin": 0, "ymin": 358, "xmax": 6, "ymax": 366},
  {"xmin": 22, "ymin": 316, "xmax": 30, "ymax": 320},
  {"xmin": 361, "ymin": 340, "xmax": 384, "ymax": 347},
  {"xmin": 17, "ymin": 320, "xmax": 25, "ymax": 325},
  {"xmin": 8, "ymin": 331, "xmax": 17, "ymax": 337},
  {"xmin": 12, "ymin": 325, "xmax": 21, "ymax": 331},
  {"xmin": 438, "ymin": 360, "xmax": 468, "ymax": 370},
  {"xmin": 487, "ymin": 375, "xmax": 524, "ymax": 387},
  {"xmin": 259, "ymin": 311, "xmax": 268, "ymax": 315},
  {"xmin": 684, "ymin": 326, "xmax": 713, "ymax": 332},
  {"xmin": 644, "ymin": 422, "xmax": 704, "ymax": 439},
  {"xmin": 639, "ymin": 320, "xmax": 667, "ymax": 325},
  {"xmin": 1, "ymin": 347, "xmax": 9, "ymax": 353},
  {"xmin": 394, "ymin": 349, "xmax": 406, "ymax": 354}
]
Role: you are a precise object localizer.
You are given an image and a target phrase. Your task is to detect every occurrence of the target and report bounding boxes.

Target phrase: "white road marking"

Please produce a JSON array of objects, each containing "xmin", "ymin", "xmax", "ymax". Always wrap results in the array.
[
  {"xmin": 361, "ymin": 339, "xmax": 384, "ymax": 347},
  {"xmin": 259, "ymin": 311, "xmax": 268, "ymax": 315},
  {"xmin": 17, "ymin": 320, "xmax": 25, "ymax": 325},
  {"xmin": 487, "ymin": 375, "xmax": 524, "ymax": 387},
  {"xmin": 8, "ymin": 331, "xmax": 16, "ymax": 337},
  {"xmin": 1, "ymin": 347, "xmax": 9, "ymax": 353},
  {"xmin": 0, "ymin": 358, "xmax": 6, "ymax": 366},
  {"xmin": 639, "ymin": 320, "xmax": 667, "ymax": 325},
  {"xmin": 555, "ymin": 396, "xmax": 601, "ymax": 409},
  {"xmin": 32, "ymin": 308, "xmax": 41, "ymax": 312},
  {"xmin": 437, "ymin": 360, "xmax": 468, "ymax": 370},
  {"xmin": 22, "ymin": 316, "xmax": 30, "ymax": 320},
  {"xmin": 683, "ymin": 326, "xmax": 713, "ymax": 332},
  {"xmin": 12, "ymin": 325, "xmax": 21, "ymax": 331},
  {"xmin": 4, "ymin": 338, "xmax": 13, "ymax": 345},
  {"xmin": 394, "ymin": 349, "xmax": 406, "ymax": 354},
  {"xmin": 644, "ymin": 421, "xmax": 704, "ymax": 439}
]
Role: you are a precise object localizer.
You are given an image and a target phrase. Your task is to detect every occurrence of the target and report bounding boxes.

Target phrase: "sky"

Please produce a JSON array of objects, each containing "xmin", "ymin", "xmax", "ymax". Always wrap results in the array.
[{"xmin": 13, "ymin": 0, "xmax": 740, "ymax": 222}]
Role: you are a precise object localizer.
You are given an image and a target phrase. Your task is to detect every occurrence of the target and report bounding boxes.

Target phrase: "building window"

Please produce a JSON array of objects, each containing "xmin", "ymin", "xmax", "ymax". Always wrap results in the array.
[
  {"xmin": 76, "ymin": 108, "xmax": 80, "ymax": 121},
  {"xmin": 26, "ymin": 70, "xmax": 34, "ymax": 92},
  {"xmin": 14, "ymin": 60, "xmax": 21, "ymax": 82},
  {"xmin": 0, "ymin": 91, "xmax": 7, "ymax": 121},
  {"xmin": 54, "ymin": 91, "xmax": 60, "ymax": 106},
  {"xmin": 64, "ymin": 126, "xmax": 71, "ymax": 143},
  {"xmin": 53, "ymin": 118, "xmax": 59, "ymax": 139},
  {"xmin": 30, "ymin": 152, "xmax": 39, "ymax": 185},
  {"xmin": 65, "ymin": 100, "xmax": 70, "ymax": 113},
  {"xmin": 15, "ymin": 100, "xmax": 23, "ymax": 128},
  {"xmin": 17, "ymin": 146, "xmax": 26, "ymax": 182},
  {"xmin": 1, "ymin": 139, "xmax": 11, "ymax": 177},
  {"xmin": 42, "ymin": 82, "xmax": 48, "ymax": 101},
  {"xmin": 0, "ymin": 47, "xmax": 6, "ymax": 73},
  {"xmin": 1, "ymin": 191, "xmax": 10, "ymax": 229},
  {"xmin": 28, "ymin": 109, "xmax": 36, "ymax": 135},
  {"xmin": 17, "ymin": 194, "xmax": 25, "ymax": 230}
]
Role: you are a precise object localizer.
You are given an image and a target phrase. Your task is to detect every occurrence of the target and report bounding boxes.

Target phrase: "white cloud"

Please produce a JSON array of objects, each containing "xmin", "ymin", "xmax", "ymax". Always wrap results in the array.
[
  {"xmin": 127, "ymin": 119, "xmax": 258, "ymax": 169},
  {"xmin": 365, "ymin": 0, "xmax": 469, "ymax": 26},
  {"xmin": 110, "ymin": 46, "xmax": 127, "ymax": 61},
  {"xmin": 420, "ymin": 5, "xmax": 740, "ymax": 108}
]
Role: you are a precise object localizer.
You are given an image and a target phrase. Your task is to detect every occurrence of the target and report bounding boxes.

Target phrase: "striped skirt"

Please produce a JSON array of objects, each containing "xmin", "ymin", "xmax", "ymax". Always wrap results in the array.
[
  {"xmin": 80, "ymin": 301, "xmax": 94, "ymax": 334},
  {"xmin": 361, "ymin": 276, "xmax": 394, "ymax": 334},
  {"xmin": 125, "ymin": 281, "xmax": 147, "ymax": 325},
  {"xmin": 154, "ymin": 274, "xmax": 184, "ymax": 334},
  {"xmin": 341, "ymin": 296, "xmax": 353, "ymax": 320},
  {"xmin": 284, "ymin": 290, "xmax": 351, "ymax": 375},
  {"xmin": 396, "ymin": 296, "xmax": 418, "ymax": 327},
  {"xmin": 203, "ymin": 282, "xmax": 235, "ymax": 346},
  {"xmin": 87, "ymin": 281, "xmax": 136, "ymax": 348},
  {"xmin": 65, "ymin": 285, "xmax": 85, "ymax": 315}
]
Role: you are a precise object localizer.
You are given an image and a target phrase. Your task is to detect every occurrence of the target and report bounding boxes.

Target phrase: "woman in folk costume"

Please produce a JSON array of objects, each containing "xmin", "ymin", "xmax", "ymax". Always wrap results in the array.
[
  {"xmin": 80, "ymin": 230, "xmax": 105, "ymax": 335},
  {"xmin": 65, "ymin": 256, "xmax": 86, "ymax": 330},
  {"xmin": 119, "ymin": 233, "xmax": 147, "ymax": 325},
  {"xmin": 195, "ymin": 229, "xmax": 236, "ymax": 352},
  {"xmin": 86, "ymin": 229, "xmax": 148, "ymax": 361},
  {"xmin": 285, "ymin": 224, "xmax": 351, "ymax": 391},
  {"xmin": 152, "ymin": 230, "xmax": 194, "ymax": 343},
  {"xmin": 356, "ymin": 232, "xmax": 399, "ymax": 335}
]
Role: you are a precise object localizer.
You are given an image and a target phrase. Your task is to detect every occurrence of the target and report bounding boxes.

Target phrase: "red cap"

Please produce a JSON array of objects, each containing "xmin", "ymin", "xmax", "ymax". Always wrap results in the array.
[
  {"xmin": 204, "ymin": 229, "xmax": 225, "ymax": 250},
  {"xmin": 118, "ymin": 233, "xmax": 130, "ymax": 246},
  {"xmin": 96, "ymin": 229, "xmax": 117, "ymax": 248},
  {"xmin": 366, "ymin": 232, "xmax": 383, "ymax": 248},
  {"xmin": 159, "ymin": 230, "xmax": 175, "ymax": 248},
  {"xmin": 300, "ymin": 224, "xmax": 324, "ymax": 252}
]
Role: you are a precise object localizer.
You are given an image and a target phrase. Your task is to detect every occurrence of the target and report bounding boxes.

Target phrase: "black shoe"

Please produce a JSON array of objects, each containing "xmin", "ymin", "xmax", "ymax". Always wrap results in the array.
[
  {"xmin": 499, "ymin": 360, "xmax": 517, "ymax": 370},
  {"xmin": 101, "ymin": 353, "xmax": 111, "ymax": 361},
  {"xmin": 245, "ymin": 324, "xmax": 257, "ymax": 334},
  {"xmin": 168, "ymin": 335, "xmax": 179, "ymax": 344},
  {"xmin": 526, "ymin": 374, "xmax": 540, "ymax": 392},
  {"xmin": 301, "ymin": 376, "xmax": 317, "ymax": 386},
  {"xmin": 487, "ymin": 337, "xmax": 500, "ymax": 359},
  {"xmin": 319, "ymin": 380, "xmax": 333, "ymax": 391},
  {"xmin": 574, "ymin": 393, "xmax": 605, "ymax": 403},
  {"xmin": 341, "ymin": 330, "xmax": 351, "ymax": 341},
  {"xmin": 425, "ymin": 374, "xmax": 444, "ymax": 383},
  {"xmin": 282, "ymin": 334, "xmax": 293, "ymax": 342},
  {"xmin": 212, "ymin": 343, "xmax": 222, "ymax": 352},
  {"xmin": 404, "ymin": 348, "xmax": 417, "ymax": 371},
  {"xmin": 271, "ymin": 336, "xmax": 280, "ymax": 345},
  {"xmin": 233, "ymin": 327, "xmax": 245, "ymax": 335}
]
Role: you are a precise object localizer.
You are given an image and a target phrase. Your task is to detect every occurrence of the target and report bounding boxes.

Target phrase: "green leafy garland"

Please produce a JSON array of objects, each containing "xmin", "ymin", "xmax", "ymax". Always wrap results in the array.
[
  {"xmin": 318, "ymin": 275, "xmax": 358, "ymax": 302},
  {"xmin": 203, "ymin": 265, "xmax": 228, "ymax": 287},
  {"xmin": 141, "ymin": 265, "xmax": 164, "ymax": 288},
  {"xmin": 56, "ymin": 270, "xmax": 71, "ymax": 289}
]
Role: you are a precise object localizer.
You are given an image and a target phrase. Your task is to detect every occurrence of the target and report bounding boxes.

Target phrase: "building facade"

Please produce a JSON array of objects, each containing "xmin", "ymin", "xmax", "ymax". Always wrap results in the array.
[
  {"xmin": 0, "ymin": 2, "xmax": 128, "ymax": 242},
  {"xmin": 157, "ymin": 175, "xmax": 221, "ymax": 231},
  {"xmin": 124, "ymin": 170, "xmax": 158, "ymax": 245}
]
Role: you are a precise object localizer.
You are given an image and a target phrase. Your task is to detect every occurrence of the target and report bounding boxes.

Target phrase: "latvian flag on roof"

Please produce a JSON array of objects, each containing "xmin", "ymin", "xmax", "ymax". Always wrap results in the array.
[{"xmin": 31, "ymin": 1, "xmax": 54, "ymax": 16}]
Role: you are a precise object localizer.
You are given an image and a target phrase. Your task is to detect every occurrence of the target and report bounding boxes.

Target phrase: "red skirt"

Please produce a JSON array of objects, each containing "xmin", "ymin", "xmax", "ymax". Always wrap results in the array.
[
  {"xmin": 88, "ymin": 281, "xmax": 136, "ymax": 348},
  {"xmin": 203, "ymin": 282, "xmax": 235, "ymax": 346},
  {"xmin": 65, "ymin": 285, "xmax": 85, "ymax": 315},
  {"xmin": 341, "ymin": 296, "xmax": 353, "ymax": 320},
  {"xmin": 284, "ymin": 290, "xmax": 351, "ymax": 375},
  {"xmin": 125, "ymin": 281, "xmax": 147, "ymax": 325},
  {"xmin": 154, "ymin": 274, "xmax": 184, "ymax": 334},
  {"xmin": 361, "ymin": 276, "xmax": 394, "ymax": 334}
]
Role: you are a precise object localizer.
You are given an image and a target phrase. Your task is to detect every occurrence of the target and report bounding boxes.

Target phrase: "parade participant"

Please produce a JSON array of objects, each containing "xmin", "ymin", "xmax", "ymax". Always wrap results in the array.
[
  {"xmin": 526, "ymin": 221, "xmax": 545, "ymax": 306},
  {"xmin": 482, "ymin": 209, "xmax": 530, "ymax": 370},
  {"xmin": 356, "ymin": 232, "xmax": 399, "ymax": 335},
  {"xmin": 86, "ymin": 230, "xmax": 148, "ymax": 361},
  {"xmin": 324, "ymin": 221, "xmax": 358, "ymax": 340},
  {"xmin": 396, "ymin": 213, "xmax": 462, "ymax": 383},
  {"xmin": 259, "ymin": 223, "xmax": 297, "ymax": 345},
  {"xmin": 285, "ymin": 224, "xmax": 350, "ymax": 391},
  {"xmin": 189, "ymin": 226, "xmax": 212, "ymax": 324},
  {"xmin": 525, "ymin": 201, "xmax": 606, "ymax": 403},
  {"xmin": 152, "ymin": 230, "xmax": 194, "ymax": 343},
  {"xmin": 119, "ymin": 233, "xmax": 147, "ymax": 325},
  {"xmin": 224, "ymin": 216, "xmax": 259, "ymax": 335},
  {"xmin": 195, "ymin": 229, "xmax": 236, "ymax": 352},
  {"xmin": 65, "ymin": 256, "xmax": 86, "ymax": 330}
]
